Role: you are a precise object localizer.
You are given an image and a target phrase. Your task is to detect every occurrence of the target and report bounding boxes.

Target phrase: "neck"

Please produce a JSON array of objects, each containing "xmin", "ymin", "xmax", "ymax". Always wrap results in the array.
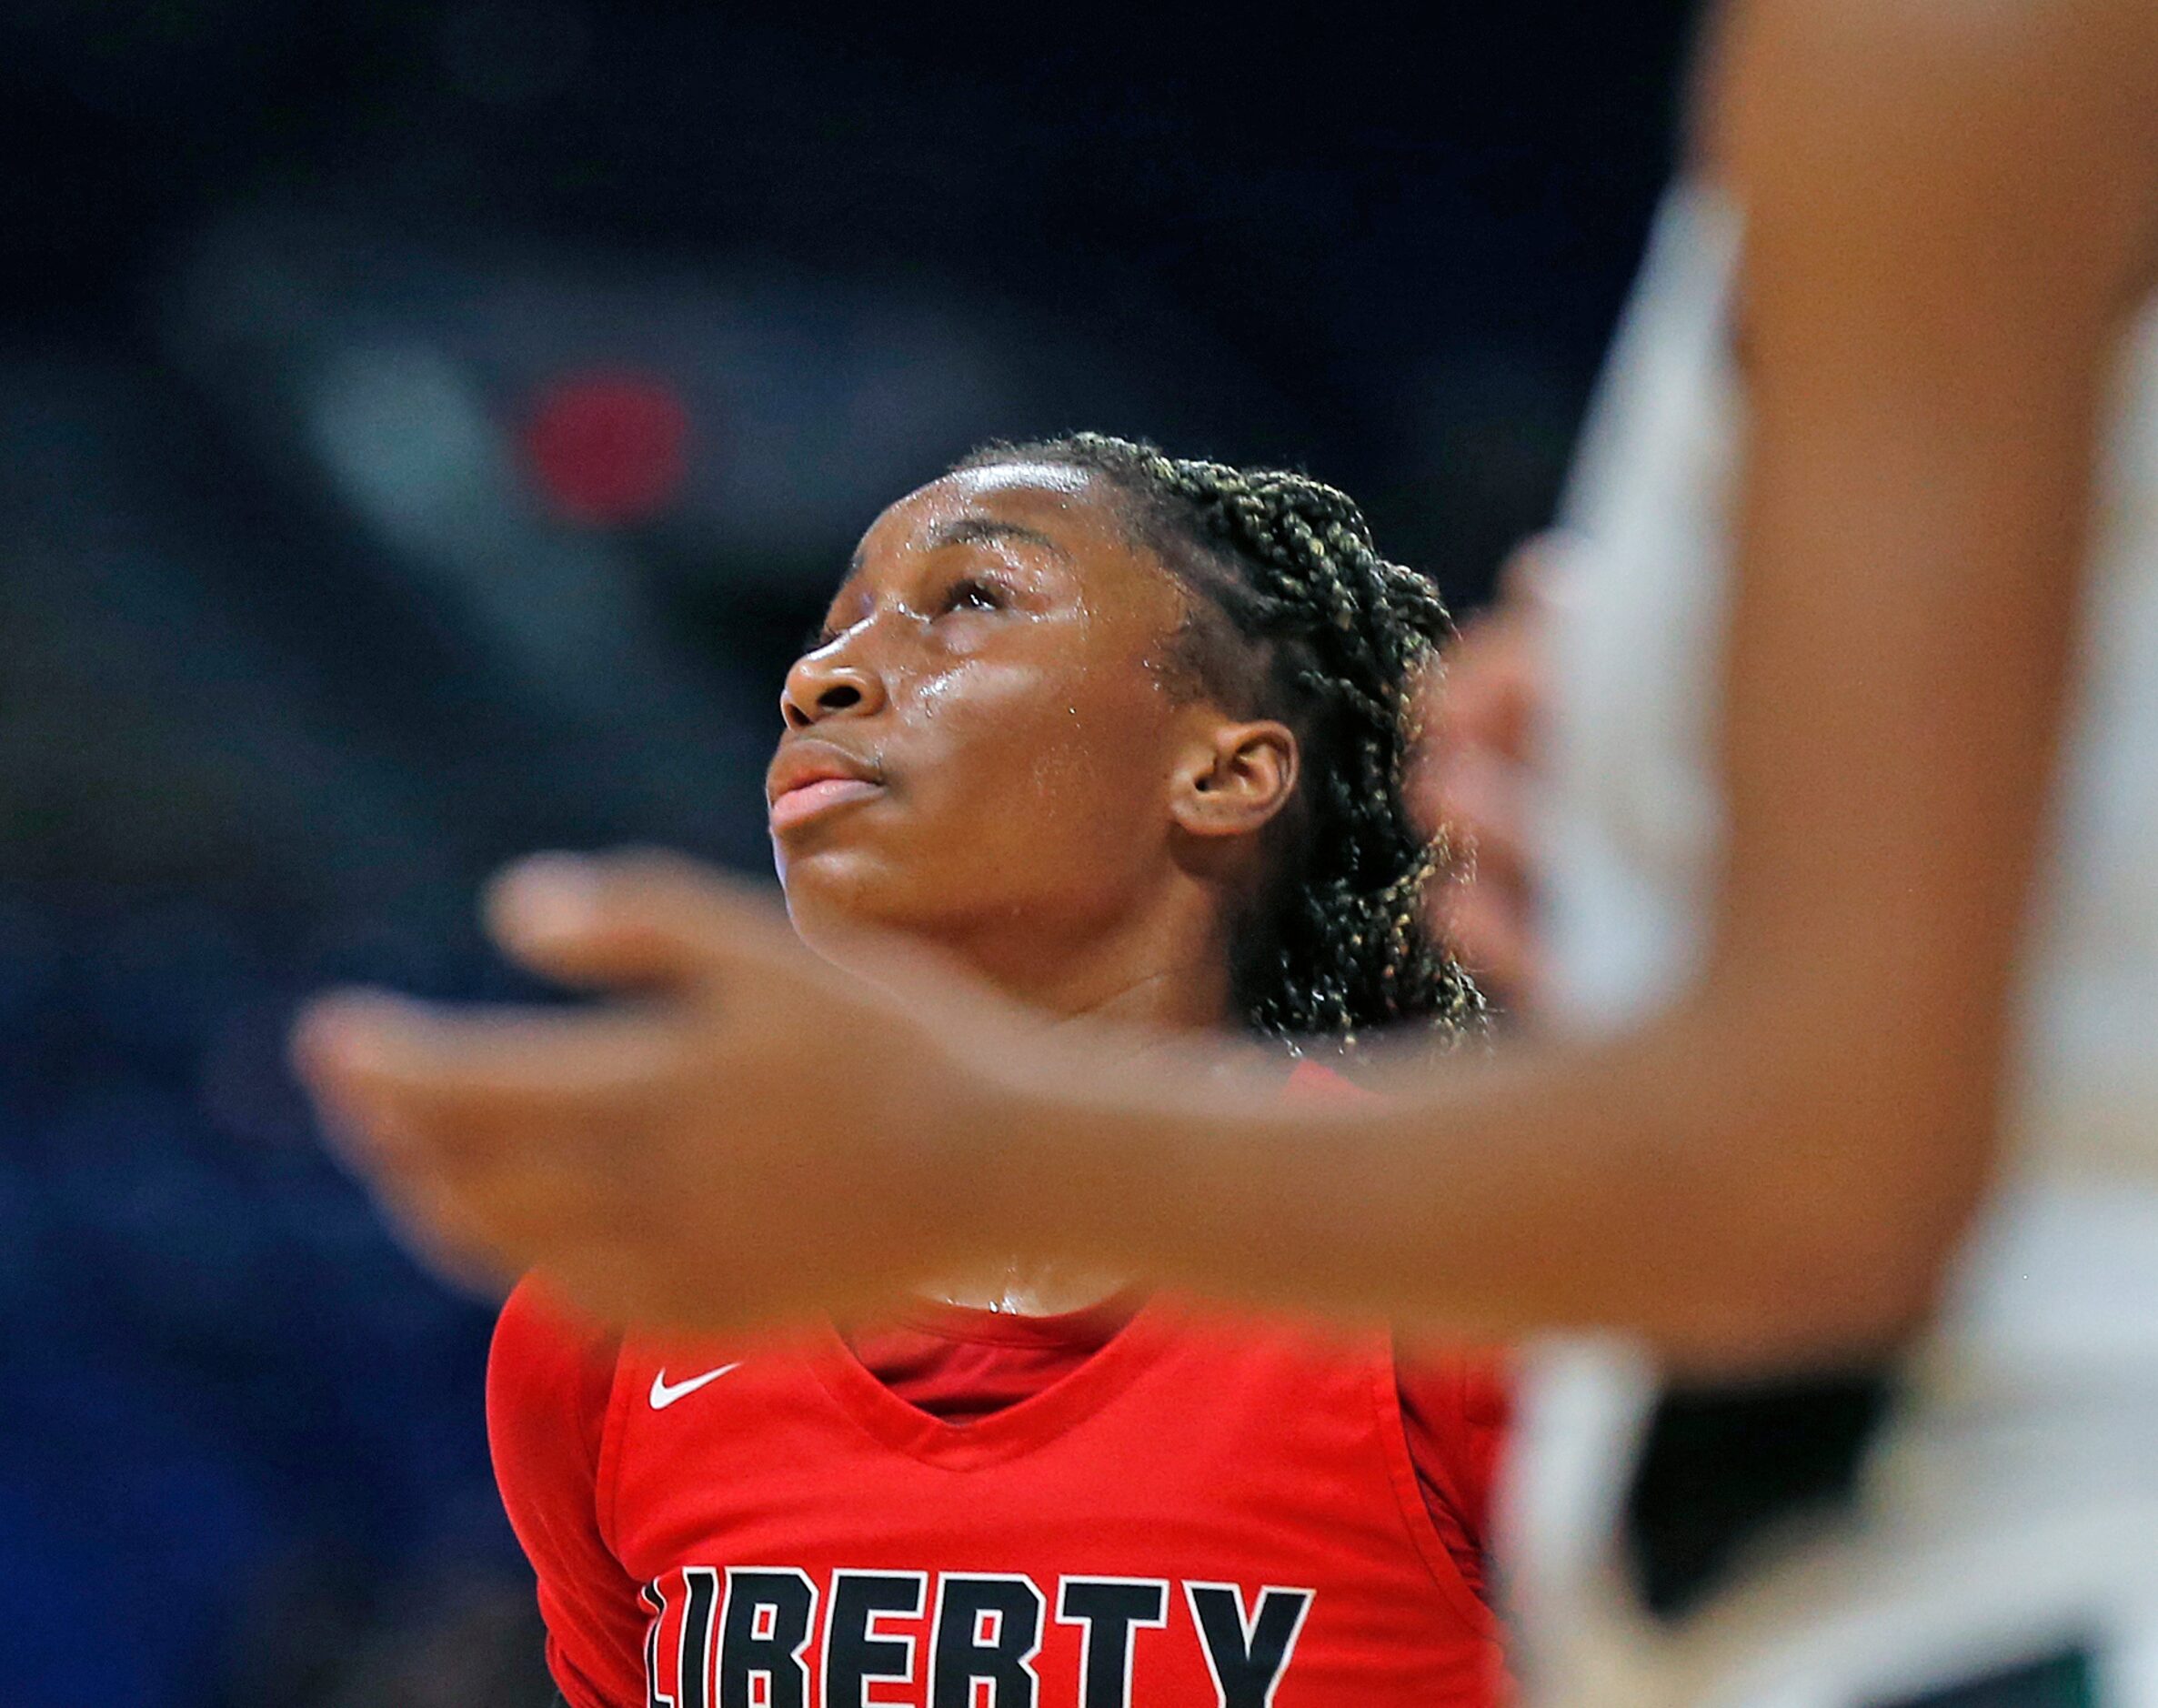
[
  {"xmin": 944, "ymin": 880, "xmax": 1236, "ymax": 1036},
  {"xmin": 924, "ymin": 880, "xmax": 1246, "ymax": 1315},
  {"xmin": 933, "ymin": 1261, "xmax": 1131, "ymax": 1319}
]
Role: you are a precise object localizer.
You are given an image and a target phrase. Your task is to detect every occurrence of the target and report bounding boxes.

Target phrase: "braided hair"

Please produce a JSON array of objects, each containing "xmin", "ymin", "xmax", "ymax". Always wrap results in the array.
[{"xmin": 952, "ymin": 433, "xmax": 1483, "ymax": 1050}]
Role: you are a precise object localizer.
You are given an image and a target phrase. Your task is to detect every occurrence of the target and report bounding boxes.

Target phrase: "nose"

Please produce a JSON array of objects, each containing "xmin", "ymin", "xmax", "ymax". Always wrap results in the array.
[{"xmin": 780, "ymin": 636, "xmax": 887, "ymax": 729}]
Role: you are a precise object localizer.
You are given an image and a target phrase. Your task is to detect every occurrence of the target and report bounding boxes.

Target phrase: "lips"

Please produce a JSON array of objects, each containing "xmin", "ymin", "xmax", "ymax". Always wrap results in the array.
[{"xmin": 767, "ymin": 742, "xmax": 886, "ymax": 833}]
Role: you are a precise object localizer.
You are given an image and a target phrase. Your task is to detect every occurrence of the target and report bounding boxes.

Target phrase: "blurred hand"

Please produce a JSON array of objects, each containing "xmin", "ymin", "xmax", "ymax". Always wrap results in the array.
[
  {"xmin": 293, "ymin": 850, "xmax": 1006, "ymax": 1331},
  {"xmin": 1412, "ymin": 534, "xmax": 1567, "ymax": 1018}
]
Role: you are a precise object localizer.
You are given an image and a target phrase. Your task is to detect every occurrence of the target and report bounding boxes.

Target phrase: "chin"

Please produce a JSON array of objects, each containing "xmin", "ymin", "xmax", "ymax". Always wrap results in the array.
[{"xmin": 776, "ymin": 851, "xmax": 921, "ymax": 968}]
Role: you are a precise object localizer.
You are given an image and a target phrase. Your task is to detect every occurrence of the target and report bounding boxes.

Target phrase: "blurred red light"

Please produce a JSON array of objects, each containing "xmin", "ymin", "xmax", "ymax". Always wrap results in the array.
[{"xmin": 520, "ymin": 369, "xmax": 690, "ymax": 526}]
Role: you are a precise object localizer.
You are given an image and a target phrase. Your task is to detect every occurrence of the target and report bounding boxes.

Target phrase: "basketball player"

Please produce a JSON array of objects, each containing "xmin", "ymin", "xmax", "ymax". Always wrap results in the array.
[
  {"xmin": 478, "ymin": 437, "xmax": 1510, "ymax": 1706},
  {"xmin": 302, "ymin": 0, "xmax": 2158, "ymax": 1699}
]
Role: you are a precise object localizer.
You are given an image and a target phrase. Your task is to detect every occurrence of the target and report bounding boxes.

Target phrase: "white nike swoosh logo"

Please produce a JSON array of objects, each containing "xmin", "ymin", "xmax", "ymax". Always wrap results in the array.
[{"xmin": 649, "ymin": 1362, "xmax": 742, "ymax": 1410}]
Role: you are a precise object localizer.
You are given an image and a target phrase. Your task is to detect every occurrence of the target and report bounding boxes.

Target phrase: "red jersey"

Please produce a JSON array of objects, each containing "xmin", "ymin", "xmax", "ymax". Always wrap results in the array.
[{"xmin": 488, "ymin": 1070, "xmax": 1509, "ymax": 1708}]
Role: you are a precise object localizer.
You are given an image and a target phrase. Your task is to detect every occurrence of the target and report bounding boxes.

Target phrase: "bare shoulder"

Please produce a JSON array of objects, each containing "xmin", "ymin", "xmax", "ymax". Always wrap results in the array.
[{"xmin": 1711, "ymin": 0, "xmax": 2158, "ymax": 315}]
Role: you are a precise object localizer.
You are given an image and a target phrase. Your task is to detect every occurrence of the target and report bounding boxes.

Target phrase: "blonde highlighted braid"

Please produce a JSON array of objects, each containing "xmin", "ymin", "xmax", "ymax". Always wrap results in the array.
[{"xmin": 955, "ymin": 433, "xmax": 1484, "ymax": 1050}]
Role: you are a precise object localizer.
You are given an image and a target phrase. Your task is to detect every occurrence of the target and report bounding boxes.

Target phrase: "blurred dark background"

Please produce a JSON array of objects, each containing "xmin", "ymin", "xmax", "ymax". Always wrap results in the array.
[{"xmin": 0, "ymin": 4, "xmax": 1696, "ymax": 1703}]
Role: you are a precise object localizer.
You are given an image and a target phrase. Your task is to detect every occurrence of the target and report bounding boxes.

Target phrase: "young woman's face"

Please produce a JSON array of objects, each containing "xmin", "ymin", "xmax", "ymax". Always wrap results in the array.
[{"xmin": 768, "ymin": 463, "xmax": 1220, "ymax": 965}]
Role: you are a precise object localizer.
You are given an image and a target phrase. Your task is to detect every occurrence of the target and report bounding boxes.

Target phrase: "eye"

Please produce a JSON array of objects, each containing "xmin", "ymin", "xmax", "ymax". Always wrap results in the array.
[{"xmin": 939, "ymin": 575, "xmax": 1009, "ymax": 616}]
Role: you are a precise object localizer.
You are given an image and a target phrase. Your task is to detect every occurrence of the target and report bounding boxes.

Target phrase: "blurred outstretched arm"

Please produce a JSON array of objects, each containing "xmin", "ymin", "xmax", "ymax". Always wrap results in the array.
[{"xmin": 298, "ymin": 0, "xmax": 2158, "ymax": 1373}]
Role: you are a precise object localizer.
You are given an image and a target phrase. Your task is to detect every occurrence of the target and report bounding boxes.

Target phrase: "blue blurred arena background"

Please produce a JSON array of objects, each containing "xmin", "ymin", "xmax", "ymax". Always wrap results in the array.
[{"xmin": 0, "ymin": 4, "xmax": 1694, "ymax": 1702}]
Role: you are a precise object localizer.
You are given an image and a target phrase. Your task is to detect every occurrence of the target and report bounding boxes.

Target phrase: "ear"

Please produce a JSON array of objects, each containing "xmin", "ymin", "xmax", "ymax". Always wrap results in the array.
[{"xmin": 1169, "ymin": 718, "xmax": 1300, "ymax": 841}]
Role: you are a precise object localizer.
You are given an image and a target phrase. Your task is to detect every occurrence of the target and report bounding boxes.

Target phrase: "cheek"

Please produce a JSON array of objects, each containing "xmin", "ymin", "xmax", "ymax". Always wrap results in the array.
[
  {"xmin": 913, "ymin": 659, "xmax": 1169, "ymax": 834},
  {"xmin": 778, "ymin": 650, "xmax": 1183, "ymax": 947}
]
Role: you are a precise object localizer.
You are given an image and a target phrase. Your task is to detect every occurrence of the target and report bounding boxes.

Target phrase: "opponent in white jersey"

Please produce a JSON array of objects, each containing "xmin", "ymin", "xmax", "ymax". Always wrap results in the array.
[
  {"xmin": 1503, "ymin": 164, "xmax": 2158, "ymax": 1700},
  {"xmin": 302, "ymin": 2, "xmax": 2158, "ymax": 1700}
]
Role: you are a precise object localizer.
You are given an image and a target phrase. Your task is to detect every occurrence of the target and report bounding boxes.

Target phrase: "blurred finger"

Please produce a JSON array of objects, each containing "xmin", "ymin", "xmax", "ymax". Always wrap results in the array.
[
  {"xmin": 1440, "ymin": 599, "xmax": 1542, "ymax": 766},
  {"xmin": 1408, "ymin": 715, "xmax": 1525, "ymax": 861},
  {"xmin": 292, "ymin": 989, "xmax": 678, "ymax": 1167},
  {"xmin": 1491, "ymin": 527, "xmax": 1581, "ymax": 606},
  {"xmin": 485, "ymin": 848, "xmax": 808, "ymax": 993},
  {"xmin": 1435, "ymin": 876, "xmax": 1541, "ymax": 1013},
  {"xmin": 1430, "ymin": 748, "xmax": 1534, "ymax": 878}
]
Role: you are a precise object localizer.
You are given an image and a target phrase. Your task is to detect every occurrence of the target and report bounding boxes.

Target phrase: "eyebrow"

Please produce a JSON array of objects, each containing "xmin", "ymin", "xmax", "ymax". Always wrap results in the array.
[
  {"xmin": 835, "ymin": 510, "xmax": 1072, "ymax": 594},
  {"xmin": 925, "ymin": 515, "xmax": 1072, "ymax": 561}
]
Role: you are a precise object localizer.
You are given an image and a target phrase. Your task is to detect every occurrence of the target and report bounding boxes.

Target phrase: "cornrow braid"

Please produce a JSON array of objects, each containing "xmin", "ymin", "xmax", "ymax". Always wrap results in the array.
[{"xmin": 954, "ymin": 433, "xmax": 1484, "ymax": 1050}]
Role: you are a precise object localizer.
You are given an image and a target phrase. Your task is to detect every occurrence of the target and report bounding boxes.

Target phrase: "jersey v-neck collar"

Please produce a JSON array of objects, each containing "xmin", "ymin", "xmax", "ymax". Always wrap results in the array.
[{"xmin": 804, "ymin": 1292, "xmax": 1175, "ymax": 1471}]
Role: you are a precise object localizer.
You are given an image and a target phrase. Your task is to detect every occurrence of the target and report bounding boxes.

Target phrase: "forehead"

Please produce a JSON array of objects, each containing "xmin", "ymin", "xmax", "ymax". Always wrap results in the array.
[
  {"xmin": 845, "ymin": 461, "xmax": 1184, "ymax": 609},
  {"xmin": 858, "ymin": 462, "xmax": 1109, "ymax": 557}
]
